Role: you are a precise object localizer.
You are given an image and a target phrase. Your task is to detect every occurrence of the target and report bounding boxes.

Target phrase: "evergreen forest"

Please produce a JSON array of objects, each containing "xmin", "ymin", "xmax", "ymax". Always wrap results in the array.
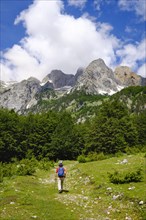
[{"xmin": 0, "ymin": 86, "xmax": 146, "ymax": 163}]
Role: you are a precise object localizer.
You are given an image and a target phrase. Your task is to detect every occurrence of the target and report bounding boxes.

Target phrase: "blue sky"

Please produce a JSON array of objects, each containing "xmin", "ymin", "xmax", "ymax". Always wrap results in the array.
[{"xmin": 0, "ymin": 0, "xmax": 146, "ymax": 82}]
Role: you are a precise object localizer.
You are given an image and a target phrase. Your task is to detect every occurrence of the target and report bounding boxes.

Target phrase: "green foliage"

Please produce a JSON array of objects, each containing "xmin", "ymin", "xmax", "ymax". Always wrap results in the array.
[
  {"xmin": 134, "ymin": 110, "xmax": 146, "ymax": 145},
  {"xmin": 29, "ymin": 90, "xmax": 107, "ymax": 120},
  {"xmin": 87, "ymin": 152, "xmax": 107, "ymax": 161},
  {"xmin": 16, "ymin": 159, "xmax": 36, "ymax": 176},
  {"xmin": 0, "ymin": 109, "xmax": 20, "ymax": 162},
  {"xmin": 0, "ymin": 162, "xmax": 17, "ymax": 182},
  {"xmin": 1, "ymin": 162, "xmax": 16, "ymax": 177},
  {"xmin": 77, "ymin": 155, "xmax": 87, "ymax": 163},
  {"xmin": 85, "ymin": 100, "xmax": 138, "ymax": 154},
  {"xmin": 0, "ymin": 158, "xmax": 55, "ymax": 182},
  {"xmin": 50, "ymin": 111, "xmax": 83, "ymax": 160},
  {"xmin": 0, "ymin": 155, "xmax": 145, "ymax": 220},
  {"xmin": 116, "ymin": 86, "xmax": 146, "ymax": 96},
  {"xmin": 0, "ymin": 87, "xmax": 146, "ymax": 163},
  {"xmin": 77, "ymin": 152, "xmax": 107, "ymax": 163},
  {"xmin": 113, "ymin": 86, "xmax": 146, "ymax": 114},
  {"xmin": 38, "ymin": 158, "xmax": 54, "ymax": 171},
  {"xmin": 108, "ymin": 167, "xmax": 143, "ymax": 184}
]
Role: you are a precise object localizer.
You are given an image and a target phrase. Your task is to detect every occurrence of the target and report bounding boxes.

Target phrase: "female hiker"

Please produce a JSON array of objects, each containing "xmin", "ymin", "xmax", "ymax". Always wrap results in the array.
[{"xmin": 56, "ymin": 161, "xmax": 67, "ymax": 193}]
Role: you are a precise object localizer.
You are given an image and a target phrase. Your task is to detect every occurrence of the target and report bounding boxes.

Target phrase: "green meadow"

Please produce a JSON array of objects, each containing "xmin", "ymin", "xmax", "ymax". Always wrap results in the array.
[{"xmin": 0, "ymin": 154, "xmax": 145, "ymax": 220}]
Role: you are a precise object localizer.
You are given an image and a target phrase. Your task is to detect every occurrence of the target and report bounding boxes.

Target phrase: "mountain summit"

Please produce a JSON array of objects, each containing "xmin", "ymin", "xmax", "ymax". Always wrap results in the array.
[
  {"xmin": 73, "ymin": 59, "xmax": 121, "ymax": 95},
  {"xmin": 0, "ymin": 58, "xmax": 145, "ymax": 113}
]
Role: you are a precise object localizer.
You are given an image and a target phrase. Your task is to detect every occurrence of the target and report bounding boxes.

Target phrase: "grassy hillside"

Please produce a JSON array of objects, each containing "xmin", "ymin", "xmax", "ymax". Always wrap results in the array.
[
  {"xmin": 0, "ymin": 154, "xmax": 145, "ymax": 220},
  {"xmin": 27, "ymin": 90, "xmax": 108, "ymax": 120},
  {"xmin": 27, "ymin": 86, "xmax": 146, "ymax": 122}
]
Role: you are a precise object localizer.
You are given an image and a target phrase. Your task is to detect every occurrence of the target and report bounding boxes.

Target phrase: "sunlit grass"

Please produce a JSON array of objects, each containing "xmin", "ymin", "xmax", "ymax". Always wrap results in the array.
[{"xmin": 0, "ymin": 154, "xmax": 145, "ymax": 220}]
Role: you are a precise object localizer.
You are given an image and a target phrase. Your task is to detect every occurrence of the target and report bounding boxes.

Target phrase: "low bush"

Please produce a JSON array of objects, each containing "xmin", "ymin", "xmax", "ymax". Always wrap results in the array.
[
  {"xmin": 16, "ymin": 158, "xmax": 37, "ymax": 176},
  {"xmin": 38, "ymin": 158, "xmax": 54, "ymax": 171},
  {"xmin": 125, "ymin": 145, "xmax": 146, "ymax": 155},
  {"xmin": 88, "ymin": 152, "xmax": 107, "ymax": 161},
  {"xmin": 77, "ymin": 152, "xmax": 107, "ymax": 163},
  {"xmin": 77, "ymin": 155, "xmax": 87, "ymax": 163},
  {"xmin": 108, "ymin": 167, "xmax": 143, "ymax": 184},
  {"xmin": 0, "ymin": 162, "xmax": 17, "ymax": 182}
]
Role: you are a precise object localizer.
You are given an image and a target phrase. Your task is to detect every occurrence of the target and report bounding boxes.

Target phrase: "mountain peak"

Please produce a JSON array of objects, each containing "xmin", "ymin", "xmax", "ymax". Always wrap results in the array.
[
  {"xmin": 114, "ymin": 66, "xmax": 142, "ymax": 86},
  {"xmin": 74, "ymin": 58, "xmax": 119, "ymax": 95},
  {"xmin": 42, "ymin": 70, "xmax": 75, "ymax": 89},
  {"xmin": 89, "ymin": 58, "xmax": 105, "ymax": 65},
  {"xmin": 0, "ymin": 58, "xmax": 145, "ymax": 113}
]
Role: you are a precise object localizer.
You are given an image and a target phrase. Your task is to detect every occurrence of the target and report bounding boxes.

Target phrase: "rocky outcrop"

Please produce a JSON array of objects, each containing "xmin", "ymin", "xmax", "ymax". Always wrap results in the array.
[
  {"xmin": 42, "ymin": 70, "xmax": 75, "ymax": 89},
  {"xmin": 114, "ymin": 66, "xmax": 143, "ymax": 86},
  {"xmin": 0, "ymin": 77, "xmax": 41, "ymax": 113},
  {"xmin": 74, "ymin": 67, "xmax": 84, "ymax": 81},
  {"xmin": 73, "ymin": 59, "xmax": 121, "ymax": 95},
  {"xmin": 0, "ymin": 58, "xmax": 145, "ymax": 113}
]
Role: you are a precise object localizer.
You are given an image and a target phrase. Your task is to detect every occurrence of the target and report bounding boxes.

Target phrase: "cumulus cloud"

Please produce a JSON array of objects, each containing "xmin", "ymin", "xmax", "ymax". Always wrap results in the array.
[
  {"xmin": 1, "ymin": 44, "xmax": 42, "ymax": 82},
  {"xmin": 68, "ymin": 0, "xmax": 87, "ymax": 9},
  {"xmin": 0, "ymin": 0, "xmax": 145, "ymax": 82},
  {"xmin": 0, "ymin": 0, "xmax": 120, "ymax": 82},
  {"xmin": 116, "ymin": 38, "xmax": 146, "ymax": 69},
  {"xmin": 118, "ymin": 0, "xmax": 146, "ymax": 21},
  {"xmin": 137, "ymin": 63, "xmax": 146, "ymax": 78}
]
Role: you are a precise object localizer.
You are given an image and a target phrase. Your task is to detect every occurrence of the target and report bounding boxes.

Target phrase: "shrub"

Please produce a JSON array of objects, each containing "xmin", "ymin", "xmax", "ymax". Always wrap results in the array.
[
  {"xmin": 94, "ymin": 152, "xmax": 107, "ymax": 160},
  {"xmin": 87, "ymin": 152, "xmax": 106, "ymax": 161},
  {"xmin": 2, "ymin": 163, "xmax": 17, "ymax": 177},
  {"xmin": 77, "ymin": 152, "xmax": 107, "ymax": 163},
  {"xmin": 114, "ymin": 151, "xmax": 124, "ymax": 157},
  {"xmin": 16, "ymin": 159, "xmax": 36, "ymax": 176},
  {"xmin": 108, "ymin": 168, "xmax": 143, "ymax": 184},
  {"xmin": 38, "ymin": 158, "xmax": 54, "ymax": 171},
  {"xmin": 125, "ymin": 146, "xmax": 140, "ymax": 155},
  {"xmin": 77, "ymin": 155, "xmax": 87, "ymax": 163}
]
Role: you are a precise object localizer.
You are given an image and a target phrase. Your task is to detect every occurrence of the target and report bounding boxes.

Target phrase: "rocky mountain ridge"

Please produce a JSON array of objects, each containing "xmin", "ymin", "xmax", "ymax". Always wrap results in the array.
[
  {"xmin": 73, "ymin": 59, "xmax": 121, "ymax": 95},
  {"xmin": 0, "ymin": 58, "xmax": 145, "ymax": 113}
]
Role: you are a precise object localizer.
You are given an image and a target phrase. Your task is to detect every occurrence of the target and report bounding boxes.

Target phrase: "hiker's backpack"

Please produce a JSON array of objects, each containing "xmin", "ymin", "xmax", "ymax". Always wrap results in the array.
[{"xmin": 58, "ymin": 167, "xmax": 64, "ymax": 177}]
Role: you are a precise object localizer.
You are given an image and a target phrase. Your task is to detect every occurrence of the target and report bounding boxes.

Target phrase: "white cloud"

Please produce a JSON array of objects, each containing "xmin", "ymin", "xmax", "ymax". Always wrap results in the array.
[
  {"xmin": 68, "ymin": 0, "xmax": 87, "ymax": 9},
  {"xmin": 118, "ymin": 0, "xmax": 146, "ymax": 21},
  {"xmin": 137, "ymin": 63, "xmax": 146, "ymax": 78},
  {"xmin": 1, "ymin": 44, "xmax": 43, "ymax": 81},
  {"xmin": 116, "ymin": 38, "xmax": 146, "ymax": 74},
  {"xmin": 0, "ymin": 0, "xmax": 145, "ymax": 82},
  {"xmin": 0, "ymin": 0, "xmax": 121, "ymax": 82},
  {"xmin": 0, "ymin": 62, "xmax": 13, "ymax": 82}
]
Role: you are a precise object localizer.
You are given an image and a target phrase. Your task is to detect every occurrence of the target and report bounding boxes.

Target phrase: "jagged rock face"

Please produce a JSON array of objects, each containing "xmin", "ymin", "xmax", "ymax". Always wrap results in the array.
[
  {"xmin": 74, "ymin": 67, "xmax": 84, "ymax": 81},
  {"xmin": 114, "ymin": 66, "xmax": 142, "ymax": 86},
  {"xmin": 74, "ymin": 59, "xmax": 121, "ymax": 95},
  {"xmin": 41, "ymin": 81, "xmax": 54, "ymax": 90},
  {"xmin": 0, "ymin": 77, "xmax": 41, "ymax": 113},
  {"xmin": 42, "ymin": 70, "xmax": 75, "ymax": 89},
  {"xmin": 0, "ymin": 58, "xmax": 145, "ymax": 113}
]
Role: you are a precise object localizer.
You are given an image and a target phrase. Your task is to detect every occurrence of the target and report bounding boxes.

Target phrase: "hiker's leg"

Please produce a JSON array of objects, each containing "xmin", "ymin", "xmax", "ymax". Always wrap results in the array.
[
  {"xmin": 61, "ymin": 177, "xmax": 65, "ymax": 190},
  {"xmin": 58, "ymin": 178, "xmax": 62, "ymax": 191}
]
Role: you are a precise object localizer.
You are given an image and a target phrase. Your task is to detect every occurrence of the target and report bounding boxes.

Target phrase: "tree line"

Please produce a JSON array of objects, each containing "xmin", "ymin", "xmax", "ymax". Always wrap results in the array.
[{"xmin": 0, "ymin": 99, "xmax": 146, "ymax": 162}]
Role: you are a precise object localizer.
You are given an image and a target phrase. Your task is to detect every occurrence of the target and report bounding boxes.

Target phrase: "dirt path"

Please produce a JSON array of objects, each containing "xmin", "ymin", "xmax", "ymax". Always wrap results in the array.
[{"xmin": 45, "ymin": 162, "xmax": 106, "ymax": 220}]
